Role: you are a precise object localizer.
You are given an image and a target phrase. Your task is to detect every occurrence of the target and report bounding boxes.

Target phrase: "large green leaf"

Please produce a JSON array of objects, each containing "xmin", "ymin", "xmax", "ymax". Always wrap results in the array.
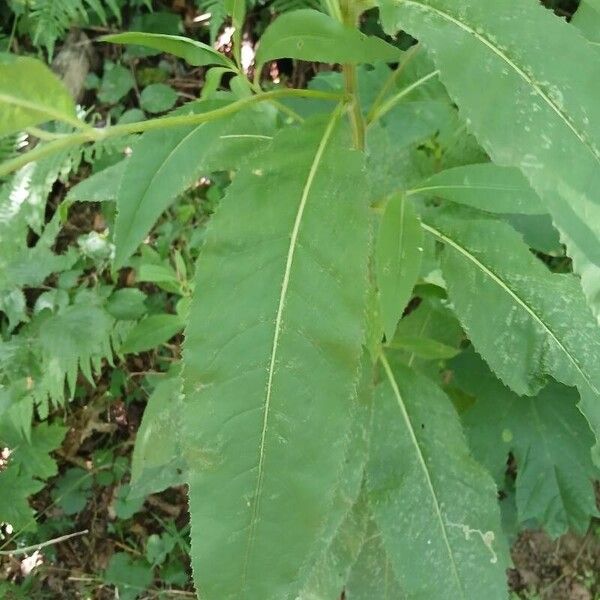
[
  {"xmin": 114, "ymin": 99, "xmax": 274, "ymax": 267},
  {"xmin": 100, "ymin": 32, "xmax": 233, "ymax": 68},
  {"xmin": 368, "ymin": 357, "xmax": 509, "ymax": 598},
  {"xmin": 0, "ymin": 53, "xmax": 78, "ymax": 136},
  {"xmin": 345, "ymin": 520, "xmax": 405, "ymax": 599},
  {"xmin": 456, "ymin": 350, "xmax": 600, "ymax": 538},
  {"xmin": 379, "ymin": 0, "xmax": 600, "ymax": 322},
  {"xmin": 256, "ymin": 9, "xmax": 401, "ymax": 71},
  {"xmin": 408, "ymin": 164, "xmax": 545, "ymax": 215},
  {"xmin": 299, "ymin": 354, "xmax": 373, "ymax": 599},
  {"xmin": 572, "ymin": 0, "xmax": 600, "ymax": 44},
  {"xmin": 423, "ymin": 209, "xmax": 600, "ymax": 463},
  {"xmin": 182, "ymin": 116, "xmax": 371, "ymax": 599},
  {"xmin": 376, "ymin": 194, "xmax": 423, "ymax": 341}
]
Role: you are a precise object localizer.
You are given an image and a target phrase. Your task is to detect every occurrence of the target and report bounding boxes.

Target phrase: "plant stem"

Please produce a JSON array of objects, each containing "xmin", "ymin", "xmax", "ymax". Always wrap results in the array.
[
  {"xmin": 8, "ymin": 14, "xmax": 19, "ymax": 52},
  {"xmin": 344, "ymin": 64, "xmax": 366, "ymax": 150},
  {"xmin": 324, "ymin": 0, "xmax": 343, "ymax": 21},
  {"xmin": 341, "ymin": 7, "xmax": 366, "ymax": 150},
  {"xmin": 367, "ymin": 70, "xmax": 440, "ymax": 126},
  {"xmin": 0, "ymin": 88, "xmax": 342, "ymax": 179}
]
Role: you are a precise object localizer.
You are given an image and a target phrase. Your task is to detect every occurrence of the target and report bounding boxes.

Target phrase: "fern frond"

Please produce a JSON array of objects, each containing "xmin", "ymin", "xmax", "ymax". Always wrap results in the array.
[{"xmin": 25, "ymin": 0, "xmax": 121, "ymax": 56}]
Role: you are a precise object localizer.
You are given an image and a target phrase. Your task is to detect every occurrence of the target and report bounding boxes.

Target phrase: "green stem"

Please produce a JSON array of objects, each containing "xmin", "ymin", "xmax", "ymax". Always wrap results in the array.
[
  {"xmin": 0, "ymin": 88, "xmax": 342, "ymax": 179},
  {"xmin": 344, "ymin": 64, "xmax": 366, "ymax": 150},
  {"xmin": 8, "ymin": 14, "xmax": 19, "ymax": 52},
  {"xmin": 367, "ymin": 70, "xmax": 440, "ymax": 127},
  {"xmin": 249, "ymin": 81, "xmax": 304, "ymax": 123},
  {"xmin": 324, "ymin": 0, "xmax": 343, "ymax": 21}
]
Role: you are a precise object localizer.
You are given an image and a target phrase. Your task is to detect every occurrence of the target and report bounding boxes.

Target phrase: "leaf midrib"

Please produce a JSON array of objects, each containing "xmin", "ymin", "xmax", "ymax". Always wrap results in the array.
[
  {"xmin": 379, "ymin": 353, "xmax": 467, "ymax": 599},
  {"xmin": 0, "ymin": 92, "xmax": 77, "ymax": 129},
  {"xmin": 402, "ymin": 0, "xmax": 600, "ymax": 166},
  {"xmin": 240, "ymin": 108, "xmax": 343, "ymax": 593},
  {"xmin": 118, "ymin": 123, "xmax": 207, "ymax": 261},
  {"xmin": 422, "ymin": 221, "xmax": 600, "ymax": 399}
]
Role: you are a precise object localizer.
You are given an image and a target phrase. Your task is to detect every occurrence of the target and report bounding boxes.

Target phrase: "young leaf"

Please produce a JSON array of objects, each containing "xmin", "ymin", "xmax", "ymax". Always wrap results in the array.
[
  {"xmin": 182, "ymin": 116, "xmax": 371, "ymax": 599},
  {"xmin": 114, "ymin": 99, "xmax": 274, "ymax": 268},
  {"xmin": 378, "ymin": 0, "xmax": 600, "ymax": 322},
  {"xmin": 389, "ymin": 296, "xmax": 463, "ymax": 377},
  {"xmin": 120, "ymin": 314, "xmax": 184, "ymax": 355},
  {"xmin": 368, "ymin": 357, "xmax": 509, "ymax": 598},
  {"xmin": 456, "ymin": 350, "xmax": 600, "ymax": 538},
  {"xmin": 0, "ymin": 53, "xmax": 78, "ymax": 136},
  {"xmin": 423, "ymin": 209, "xmax": 600, "ymax": 463},
  {"xmin": 376, "ymin": 194, "xmax": 423, "ymax": 340},
  {"xmin": 100, "ymin": 32, "xmax": 234, "ymax": 68},
  {"xmin": 408, "ymin": 164, "xmax": 545, "ymax": 215},
  {"xmin": 256, "ymin": 9, "xmax": 401, "ymax": 72}
]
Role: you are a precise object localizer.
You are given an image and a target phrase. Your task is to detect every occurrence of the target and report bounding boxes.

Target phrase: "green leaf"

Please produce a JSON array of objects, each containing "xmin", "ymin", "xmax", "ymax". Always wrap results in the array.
[
  {"xmin": 67, "ymin": 160, "xmax": 127, "ymax": 203},
  {"xmin": 225, "ymin": 0, "xmax": 246, "ymax": 30},
  {"xmin": 379, "ymin": 0, "xmax": 600, "ymax": 322},
  {"xmin": 345, "ymin": 520, "xmax": 404, "ymax": 599},
  {"xmin": 0, "ymin": 465, "xmax": 44, "ymax": 530},
  {"xmin": 106, "ymin": 288, "xmax": 147, "ymax": 321},
  {"xmin": 114, "ymin": 484, "xmax": 145, "ymax": 519},
  {"xmin": 100, "ymin": 32, "xmax": 233, "ymax": 68},
  {"xmin": 0, "ymin": 53, "xmax": 78, "ymax": 136},
  {"xmin": 408, "ymin": 164, "xmax": 546, "ymax": 215},
  {"xmin": 376, "ymin": 194, "xmax": 423, "ymax": 340},
  {"xmin": 0, "ymin": 422, "xmax": 66, "ymax": 480},
  {"xmin": 456, "ymin": 350, "xmax": 600, "ymax": 538},
  {"xmin": 368, "ymin": 357, "xmax": 509, "ymax": 598},
  {"xmin": 104, "ymin": 552, "xmax": 153, "ymax": 600},
  {"xmin": 140, "ymin": 83, "xmax": 178, "ymax": 114},
  {"xmin": 182, "ymin": 116, "xmax": 371, "ymax": 599},
  {"xmin": 389, "ymin": 296, "xmax": 463, "ymax": 376},
  {"xmin": 423, "ymin": 209, "xmax": 600, "ymax": 463},
  {"xmin": 145, "ymin": 532, "xmax": 176, "ymax": 567},
  {"xmin": 98, "ymin": 62, "xmax": 135, "ymax": 104},
  {"xmin": 504, "ymin": 214, "xmax": 561, "ymax": 255},
  {"xmin": 256, "ymin": 9, "xmax": 401, "ymax": 71},
  {"xmin": 120, "ymin": 314, "xmax": 184, "ymax": 354},
  {"xmin": 130, "ymin": 373, "xmax": 187, "ymax": 498},
  {"xmin": 299, "ymin": 497, "xmax": 369, "ymax": 600},
  {"xmin": 52, "ymin": 467, "xmax": 93, "ymax": 515},
  {"xmin": 572, "ymin": 0, "xmax": 600, "ymax": 44},
  {"xmin": 114, "ymin": 98, "xmax": 274, "ymax": 268},
  {"xmin": 299, "ymin": 354, "xmax": 373, "ymax": 598},
  {"xmin": 387, "ymin": 335, "xmax": 459, "ymax": 360}
]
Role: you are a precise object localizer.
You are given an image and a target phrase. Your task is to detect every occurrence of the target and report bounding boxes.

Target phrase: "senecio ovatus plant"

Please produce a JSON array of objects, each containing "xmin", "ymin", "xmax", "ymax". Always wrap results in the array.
[{"xmin": 2, "ymin": 0, "xmax": 600, "ymax": 598}]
